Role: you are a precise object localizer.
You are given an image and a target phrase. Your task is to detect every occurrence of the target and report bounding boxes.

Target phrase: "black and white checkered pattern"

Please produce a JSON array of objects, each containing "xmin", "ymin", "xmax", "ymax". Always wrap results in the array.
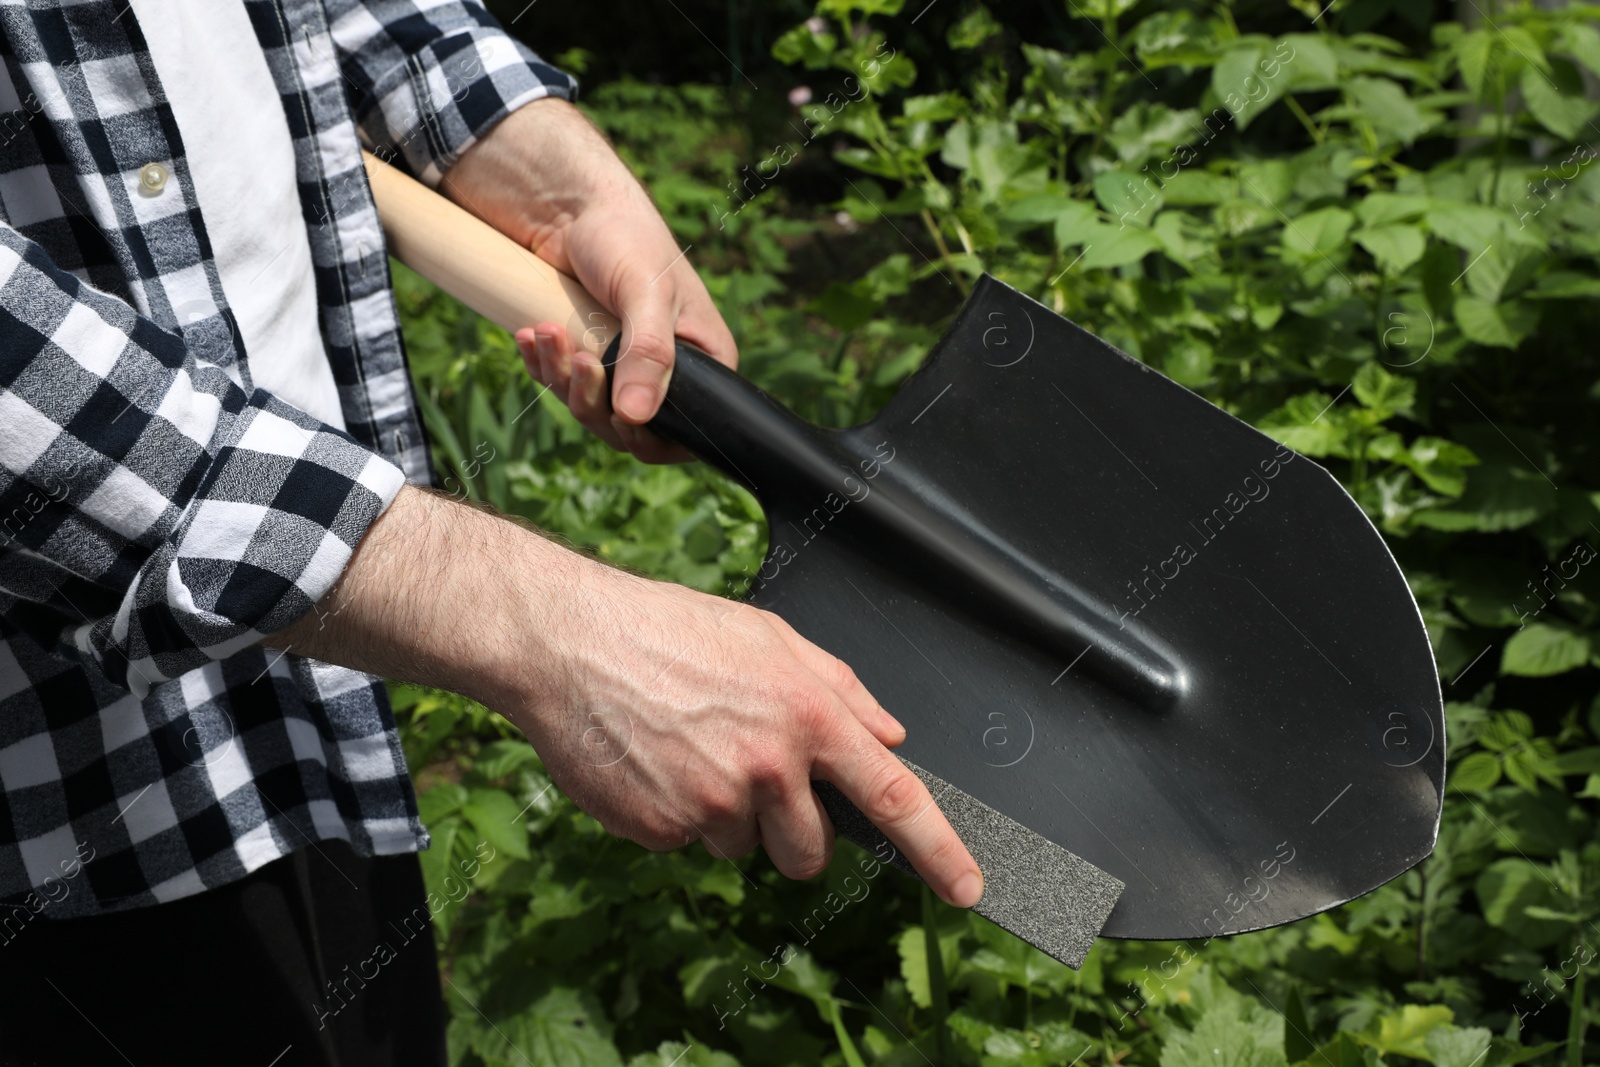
[{"xmin": 0, "ymin": 0, "xmax": 574, "ymax": 916}]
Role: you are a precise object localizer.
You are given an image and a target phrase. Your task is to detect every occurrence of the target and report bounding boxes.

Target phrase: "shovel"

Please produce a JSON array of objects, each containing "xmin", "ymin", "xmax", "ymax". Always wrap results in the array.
[{"xmin": 363, "ymin": 152, "xmax": 1444, "ymax": 966}]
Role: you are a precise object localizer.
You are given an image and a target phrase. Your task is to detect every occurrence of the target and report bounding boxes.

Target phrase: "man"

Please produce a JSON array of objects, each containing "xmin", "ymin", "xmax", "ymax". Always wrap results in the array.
[{"xmin": 0, "ymin": 0, "xmax": 982, "ymax": 1062}]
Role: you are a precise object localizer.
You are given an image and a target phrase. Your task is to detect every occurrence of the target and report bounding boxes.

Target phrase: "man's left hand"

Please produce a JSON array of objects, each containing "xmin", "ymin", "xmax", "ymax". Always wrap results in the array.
[{"xmin": 440, "ymin": 98, "xmax": 736, "ymax": 463}]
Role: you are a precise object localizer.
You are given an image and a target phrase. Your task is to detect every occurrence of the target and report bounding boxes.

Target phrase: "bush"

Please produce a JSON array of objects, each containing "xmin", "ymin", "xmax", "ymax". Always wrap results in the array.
[{"xmin": 393, "ymin": 0, "xmax": 1600, "ymax": 1063}]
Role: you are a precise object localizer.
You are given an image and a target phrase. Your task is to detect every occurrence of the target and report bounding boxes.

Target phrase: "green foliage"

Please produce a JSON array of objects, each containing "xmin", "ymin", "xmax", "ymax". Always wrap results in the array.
[{"xmin": 393, "ymin": 0, "xmax": 1600, "ymax": 1062}]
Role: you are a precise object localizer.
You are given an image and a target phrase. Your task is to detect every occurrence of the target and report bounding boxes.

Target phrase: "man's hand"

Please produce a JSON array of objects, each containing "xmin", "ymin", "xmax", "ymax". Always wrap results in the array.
[
  {"xmin": 271, "ymin": 488, "xmax": 985, "ymax": 907},
  {"xmin": 441, "ymin": 99, "xmax": 735, "ymax": 464}
]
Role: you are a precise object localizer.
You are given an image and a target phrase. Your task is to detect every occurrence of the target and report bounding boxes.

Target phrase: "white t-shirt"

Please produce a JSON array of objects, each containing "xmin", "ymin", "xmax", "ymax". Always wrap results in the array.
[{"xmin": 130, "ymin": 0, "xmax": 346, "ymax": 429}]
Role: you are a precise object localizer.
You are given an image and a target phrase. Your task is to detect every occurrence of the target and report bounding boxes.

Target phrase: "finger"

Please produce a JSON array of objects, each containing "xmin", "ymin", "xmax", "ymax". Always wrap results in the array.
[
  {"xmin": 536, "ymin": 324, "xmax": 574, "ymax": 407},
  {"xmin": 515, "ymin": 325, "xmax": 571, "ymax": 408},
  {"xmin": 514, "ymin": 328, "xmax": 547, "ymax": 385},
  {"xmin": 568, "ymin": 345, "xmax": 629, "ymax": 452},
  {"xmin": 610, "ymin": 284, "xmax": 679, "ymax": 425},
  {"xmin": 813, "ymin": 727, "xmax": 983, "ymax": 908},
  {"xmin": 697, "ymin": 819, "xmax": 761, "ymax": 862},
  {"xmin": 756, "ymin": 781, "xmax": 835, "ymax": 881},
  {"xmin": 764, "ymin": 615, "xmax": 905, "ymax": 747}
]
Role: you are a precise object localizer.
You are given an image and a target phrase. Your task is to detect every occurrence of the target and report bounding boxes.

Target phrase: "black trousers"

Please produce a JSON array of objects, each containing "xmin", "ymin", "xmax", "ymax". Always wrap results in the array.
[{"xmin": 0, "ymin": 841, "xmax": 447, "ymax": 1066}]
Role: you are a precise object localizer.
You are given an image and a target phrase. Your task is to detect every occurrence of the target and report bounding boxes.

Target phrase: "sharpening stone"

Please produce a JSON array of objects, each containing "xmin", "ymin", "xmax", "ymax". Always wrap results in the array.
[{"xmin": 815, "ymin": 760, "xmax": 1124, "ymax": 969}]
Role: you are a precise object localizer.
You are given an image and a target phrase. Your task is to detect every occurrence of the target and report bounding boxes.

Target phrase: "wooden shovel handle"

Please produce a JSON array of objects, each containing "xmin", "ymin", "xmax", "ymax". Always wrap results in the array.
[{"xmin": 361, "ymin": 150, "xmax": 619, "ymax": 358}]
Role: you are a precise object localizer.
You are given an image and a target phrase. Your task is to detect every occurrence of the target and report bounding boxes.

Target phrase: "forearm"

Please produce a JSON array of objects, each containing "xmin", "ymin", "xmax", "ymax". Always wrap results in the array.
[{"xmin": 268, "ymin": 484, "xmax": 582, "ymax": 711}]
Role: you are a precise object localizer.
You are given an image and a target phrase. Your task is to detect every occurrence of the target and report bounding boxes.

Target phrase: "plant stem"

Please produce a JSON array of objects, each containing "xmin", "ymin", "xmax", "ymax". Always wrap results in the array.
[
  {"xmin": 1568, "ymin": 952, "xmax": 1588, "ymax": 1067},
  {"xmin": 882, "ymin": 147, "xmax": 969, "ymax": 296},
  {"xmin": 1489, "ymin": 59, "xmax": 1508, "ymax": 205},
  {"xmin": 1285, "ymin": 95, "xmax": 1323, "ymax": 144},
  {"xmin": 1415, "ymin": 864, "xmax": 1428, "ymax": 981},
  {"xmin": 922, "ymin": 885, "xmax": 953, "ymax": 1065},
  {"xmin": 1084, "ymin": 15, "xmax": 1123, "ymax": 171}
]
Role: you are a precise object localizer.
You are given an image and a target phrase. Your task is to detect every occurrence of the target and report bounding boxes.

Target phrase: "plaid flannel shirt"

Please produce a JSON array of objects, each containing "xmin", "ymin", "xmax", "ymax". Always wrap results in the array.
[{"xmin": 0, "ymin": 0, "xmax": 574, "ymax": 918}]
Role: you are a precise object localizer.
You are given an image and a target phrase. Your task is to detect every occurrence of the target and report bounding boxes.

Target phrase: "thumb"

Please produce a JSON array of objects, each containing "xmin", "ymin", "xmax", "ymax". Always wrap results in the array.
[{"xmin": 610, "ymin": 291, "xmax": 679, "ymax": 425}]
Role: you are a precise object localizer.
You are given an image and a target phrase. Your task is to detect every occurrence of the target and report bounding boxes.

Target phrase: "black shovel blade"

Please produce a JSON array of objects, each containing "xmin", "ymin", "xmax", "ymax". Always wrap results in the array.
[{"xmin": 746, "ymin": 275, "xmax": 1444, "ymax": 940}]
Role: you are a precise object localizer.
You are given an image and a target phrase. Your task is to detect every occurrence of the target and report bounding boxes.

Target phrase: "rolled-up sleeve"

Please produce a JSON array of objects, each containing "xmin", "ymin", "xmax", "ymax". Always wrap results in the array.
[
  {"xmin": 0, "ymin": 226, "xmax": 405, "ymax": 698},
  {"xmin": 327, "ymin": 0, "xmax": 578, "ymax": 187}
]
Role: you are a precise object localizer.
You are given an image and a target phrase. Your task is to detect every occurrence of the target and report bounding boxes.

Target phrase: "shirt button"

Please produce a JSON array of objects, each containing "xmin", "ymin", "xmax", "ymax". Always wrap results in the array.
[{"xmin": 138, "ymin": 162, "xmax": 169, "ymax": 195}]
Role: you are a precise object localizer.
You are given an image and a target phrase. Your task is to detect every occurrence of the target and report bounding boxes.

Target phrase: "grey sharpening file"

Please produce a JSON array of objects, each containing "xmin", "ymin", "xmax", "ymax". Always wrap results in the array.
[{"xmin": 815, "ymin": 761, "xmax": 1124, "ymax": 968}]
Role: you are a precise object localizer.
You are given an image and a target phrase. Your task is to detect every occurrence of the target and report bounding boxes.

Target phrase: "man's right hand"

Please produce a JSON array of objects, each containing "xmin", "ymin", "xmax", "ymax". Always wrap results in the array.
[{"xmin": 270, "ymin": 486, "xmax": 984, "ymax": 908}]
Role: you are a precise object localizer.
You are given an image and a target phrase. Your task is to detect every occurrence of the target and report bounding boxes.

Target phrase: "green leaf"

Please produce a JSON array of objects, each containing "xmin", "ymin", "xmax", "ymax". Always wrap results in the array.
[
  {"xmin": 418, "ymin": 814, "xmax": 461, "ymax": 917},
  {"xmin": 1050, "ymin": 199, "xmax": 1103, "ymax": 249},
  {"xmin": 967, "ymin": 917, "xmax": 1072, "ymax": 994},
  {"xmin": 489, "ymin": 987, "xmax": 623, "ymax": 1067},
  {"xmin": 1216, "ymin": 199, "xmax": 1272, "ymax": 237},
  {"xmin": 818, "ymin": 0, "xmax": 907, "ymax": 16},
  {"xmin": 897, "ymin": 926, "xmax": 933, "ymax": 1009},
  {"xmin": 1239, "ymin": 159, "xmax": 1294, "ymax": 206},
  {"xmin": 1425, "ymin": 202, "xmax": 1531, "ymax": 254},
  {"xmin": 1161, "ymin": 170, "xmax": 1235, "ymax": 206},
  {"xmin": 470, "ymin": 740, "xmax": 540, "ymax": 782},
  {"xmin": 1256, "ymin": 392, "xmax": 1349, "ymax": 457},
  {"xmin": 1480, "ymin": 709, "xmax": 1534, "ymax": 750},
  {"xmin": 1532, "ymin": 270, "xmax": 1600, "ymax": 300},
  {"xmin": 807, "ymin": 281, "xmax": 881, "ymax": 332},
  {"xmin": 1411, "ymin": 464, "xmax": 1557, "ymax": 532},
  {"xmin": 947, "ymin": 6, "xmax": 1002, "ymax": 50},
  {"xmin": 1519, "ymin": 58, "xmax": 1597, "ymax": 140},
  {"xmin": 1281, "ymin": 206, "xmax": 1354, "ymax": 259},
  {"xmin": 1110, "ymin": 103, "xmax": 1207, "ymax": 168},
  {"xmin": 1363, "ymin": 1004, "xmax": 1454, "ymax": 1057},
  {"xmin": 1355, "ymin": 224, "xmax": 1426, "ymax": 274},
  {"xmin": 1094, "ymin": 170, "xmax": 1163, "ymax": 225},
  {"xmin": 626, "ymin": 1041, "xmax": 743, "ymax": 1067},
  {"xmin": 1419, "ymin": 239, "xmax": 1458, "ymax": 317},
  {"xmin": 1003, "ymin": 193, "xmax": 1079, "ymax": 223},
  {"xmin": 1077, "ymin": 223, "xmax": 1161, "ymax": 269},
  {"xmin": 1463, "ymin": 244, "xmax": 1541, "ymax": 304},
  {"xmin": 1352, "ymin": 363, "xmax": 1416, "ymax": 419},
  {"xmin": 763, "ymin": 946, "xmax": 837, "ymax": 1003},
  {"xmin": 1355, "ymin": 193, "xmax": 1432, "ymax": 229},
  {"xmin": 1344, "ymin": 77, "xmax": 1431, "ymax": 144},
  {"xmin": 1423, "ymin": 1026, "xmax": 1491, "ymax": 1067},
  {"xmin": 1560, "ymin": 21, "xmax": 1600, "ymax": 78},
  {"xmin": 1501, "ymin": 623, "xmax": 1592, "ymax": 677},
  {"xmin": 1550, "ymin": 747, "xmax": 1600, "ymax": 775},
  {"xmin": 901, "ymin": 91, "xmax": 966, "ymax": 123},
  {"xmin": 1063, "ymin": 0, "xmax": 1140, "ymax": 19},
  {"xmin": 1399, "ymin": 437, "xmax": 1478, "ymax": 496},
  {"xmin": 1454, "ymin": 29, "xmax": 1502, "ymax": 101},
  {"xmin": 1449, "ymin": 751, "xmax": 1502, "ymax": 793},
  {"xmin": 418, "ymin": 782, "xmax": 469, "ymax": 824},
  {"xmin": 1283, "ymin": 987, "xmax": 1314, "ymax": 1063},
  {"xmin": 1281, "ymin": 35, "xmax": 1338, "ymax": 90},
  {"xmin": 1133, "ymin": 10, "xmax": 1223, "ymax": 68},
  {"xmin": 462, "ymin": 787, "xmax": 534, "ymax": 861},
  {"xmin": 1212, "ymin": 45, "xmax": 1290, "ymax": 130},
  {"xmin": 1164, "ymin": 337, "xmax": 1216, "ymax": 386},
  {"xmin": 982, "ymin": 1022, "xmax": 1096, "ymax": 1067},
  {"xmin": 1475, "ymin": 857, "xmax": 1569, "ymax": 946},
  {"xmin": 772, "ymin": 23, "xmax": 837, "ymax": 69},
  {"xmin": 1453, "ymin": 294, "xmax": 1538, "ymax": 349},
  {"xmin": 1159, "ymin": 1001, "xmax": 1288, "ymax": 1067}
]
